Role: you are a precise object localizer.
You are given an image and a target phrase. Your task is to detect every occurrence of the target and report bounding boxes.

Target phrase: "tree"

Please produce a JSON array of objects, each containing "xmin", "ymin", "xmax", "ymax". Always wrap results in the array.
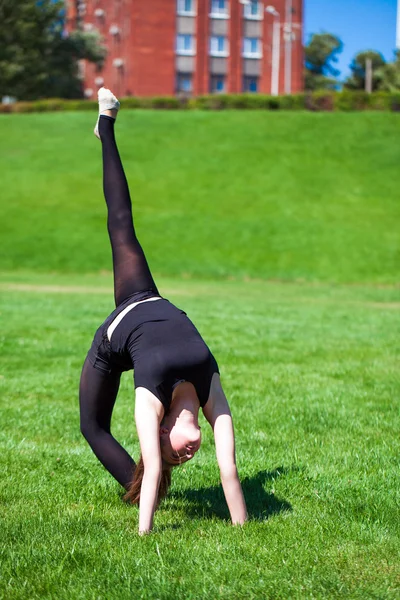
[
  {"xmin": 375, "ymin": 51, "xmax": 400, "ymax": 92},
  {"xmin": 304, "ymin": 33, "xmax": 343, "ymax": 91},
  {"xmin": 0, "ymin": 0, "xmax": 106, "ymax": 100},
  {"xmin": 344, "ymin": 50, "xmax": 386, "ymax": 91}
]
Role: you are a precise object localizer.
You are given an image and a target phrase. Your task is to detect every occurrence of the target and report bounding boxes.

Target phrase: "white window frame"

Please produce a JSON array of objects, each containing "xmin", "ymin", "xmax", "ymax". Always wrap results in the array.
[
  {"xmin": 210, "ymin": 0, "xmax": 229, "ymax": 19},
  {"xmin": 242, "ymin": 37, "xmax": 262, "ymax": 59},
  {"xmin": 243, "ymin": 0, "xmax": 263, "ymax": 20},
  {"xmin": 209, "ymin": 35, "xmax": 229, "ymax": 57},
  {"xmin": 176, "ymin": 34, "xmax": 196, "ymax": 56},
  {"xmin": 177, "ymin": 0, "xmax": 197, "ymax": 17}
]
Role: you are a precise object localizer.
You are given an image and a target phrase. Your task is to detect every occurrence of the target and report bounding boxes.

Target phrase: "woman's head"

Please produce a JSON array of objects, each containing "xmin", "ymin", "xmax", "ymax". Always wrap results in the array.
[
  {"xmin": 159, "ymin": 419, "xmax": 202, "ymax": 465},
  {"xmin": 159, "ymin": 381, "xmax": 202, "ymax": 465}
]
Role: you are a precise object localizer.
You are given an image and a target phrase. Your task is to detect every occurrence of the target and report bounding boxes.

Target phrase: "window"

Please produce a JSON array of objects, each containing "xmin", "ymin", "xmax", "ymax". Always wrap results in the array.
[
  {"xmin": 243, "ymin": 0, "xmax": 262, "ymax": 20},
  {"xmin": 243, "ymin": 76, "xmax": 258, "ymax": 93},
  {"xmin": 177, "ymin": 73, "xmax": 193, "ymax": 93},
  {"xmin": 210, "ymin": 0, "xmax": 229, "ymax": 18},
  {"xmin": 176, "ymin": 34, "xmax": 195, "ymax": 55},
  {"xmin": 242, "ymin": 37, "xmax": 262, "ymax": 58},
  {"xmin": 210, "ymin": 75, "xmax": 226, "ymax": 94},
  {"xmin": 209, "ymin": 36, "xmax": 228, "ymax": 57},
  {"xmin": 177, "ymin": 0, "xmax": 196, "ymax": 16}
]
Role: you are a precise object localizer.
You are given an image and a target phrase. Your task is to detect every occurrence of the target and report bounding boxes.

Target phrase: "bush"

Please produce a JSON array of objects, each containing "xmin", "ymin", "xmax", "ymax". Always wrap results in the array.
[
  {"xmin": 334, "ymin": 91, "xmax": 358, "ymax": 112},
  {"xmin": 193, "ymin": 94, "xmax": 302, "ymax": 110},
  {"xmin": 121, "ymin": 97, "xmax": 142, "ymax": 109},
  {"xmin": 305, "ymin": 91, "xmax": 334, "ymax": 111},
  {"xmin": 390, "ymin": 92, "xmax": 400, "ymax": 112},
  {"xmin": 32, "ymin": 98, "xmax": 65, "ymax": 112},
  {"xmin": 12, "ymin": 102, "xmax": 37, "ymax": 113},
  {"xmin": 0, "ymin": 104, "xmax": 14, "ymax": 114},
  {"xmin": 68, "ymin": 100, "xmax": 97, "ymax": 111},
  {"xmin": 1, "ymin": 92, "xmax": 400, "ymax": 113},
  {"xmin": 367, "ymin": 92, "xmax": 391, "ymax": 111},
  {"xmin": 149, "ymin": 96, "xmax": 180, "ymax": 109},
  {"xmin": 279, "ymin": 94, "xmax": 305, "ymax": 110},
  {"xmin": 194, "ymin": 95, "xmax": 228, "ymax": 110}
]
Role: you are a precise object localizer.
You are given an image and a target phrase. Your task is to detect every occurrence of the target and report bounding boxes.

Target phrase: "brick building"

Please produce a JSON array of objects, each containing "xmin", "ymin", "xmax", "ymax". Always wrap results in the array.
[{"xmin": 67, "ymin": 0, "xmax": 303, "ymax": 98}]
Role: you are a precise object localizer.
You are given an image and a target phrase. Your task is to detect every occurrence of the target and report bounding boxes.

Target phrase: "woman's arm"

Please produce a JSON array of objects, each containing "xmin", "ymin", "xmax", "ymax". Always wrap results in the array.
[
  {"xmin": 203, "ymin": 374, "xmax": 247, "ymax": 525},
  {"xmin": 134, "ymin": 387, "xmax": 164, "ymax": 534}
]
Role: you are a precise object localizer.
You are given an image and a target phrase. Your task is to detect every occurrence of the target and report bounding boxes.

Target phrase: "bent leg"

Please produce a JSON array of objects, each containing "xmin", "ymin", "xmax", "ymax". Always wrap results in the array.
[
  {"xmin": 99, "ymin": 115, "xmax": 158, "ymax": 306},
  {"xmin": 79, "ymin": 356, "xmax": 135, "ymax": 489}
]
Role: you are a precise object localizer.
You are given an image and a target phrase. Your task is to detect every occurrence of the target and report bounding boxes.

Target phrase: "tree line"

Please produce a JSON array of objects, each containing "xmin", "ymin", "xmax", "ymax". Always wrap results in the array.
[
  {"xmin": 305, "ymin": 33, "xmax": 400, "ymax": 92},
  {"xmin": 1, "ymin": 2, "xmax": 399, "ymax": 101}
]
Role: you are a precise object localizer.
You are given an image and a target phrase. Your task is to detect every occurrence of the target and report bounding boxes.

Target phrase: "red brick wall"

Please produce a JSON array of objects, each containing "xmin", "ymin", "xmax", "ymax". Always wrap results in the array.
[
  {"xmin": 79, "ymin": 0, "xmax": 175, "ymax": 97},
  {"xmin": 130, "ymin": 0, "xmax": 176, "ymax": 96},
  {"xmin": 194, "ymin": 0, "xmax": 210, "ymax": 95},
  {"xmin": 229, "ymin": 0, "xmax": 243, "ymax": 93}
]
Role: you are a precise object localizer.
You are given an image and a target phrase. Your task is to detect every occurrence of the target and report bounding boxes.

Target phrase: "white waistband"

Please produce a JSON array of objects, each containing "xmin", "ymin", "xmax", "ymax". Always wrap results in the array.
[{"xmin": 107, "ymin": 296, "xmax": 162, "ymax": 342}]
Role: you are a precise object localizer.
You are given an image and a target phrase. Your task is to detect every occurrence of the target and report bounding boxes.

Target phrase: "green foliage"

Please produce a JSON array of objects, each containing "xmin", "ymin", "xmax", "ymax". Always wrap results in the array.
[
  {"xmin": 120, "ymin": 96, "xmax": 143, "ymax": 109},
  {"xmin": 333, "ymin": 90, "xmax": 369, "ymax": 111},
  {"xmin": 367, "ymin": 91, "xmax": 393, "ymax": 111},
  {"xmin": 2, "ymin": 92, "xmax": 400, "ymax": 113},
  {"xmin": 345, "ymin": 50, "xmax": 387, "ymax": 91},
  {"xmin": 304, "ymin": 33, "xmax": 343, "ymax": 90},
  {"xmin": 305, "ymin": 90, "xmax": 335, "ymax": 111},
  {"xmin": 304, "ymin": 72, "xmax": 338, "ymax": 92},
  {"xmin": 375, "ymin": 50, "xmax": 400, "ymax": 92},
  {"xmin": 0, "ymin": 276, "xmax": 399, "ymax": 598},
  {"xmin": 195, "ymin": 94, "xmax": 279, "ymax": 109},
  {"xmin": 277, "ymin": 94, "xmax": 305, "ymax": 110},
  {"xmin": 148, "ymin": 96, "xmax": 181, "ymax": 109},
  {"xmin": 0, "ymin": 0, "xmax": 106, "ymax": 100}
]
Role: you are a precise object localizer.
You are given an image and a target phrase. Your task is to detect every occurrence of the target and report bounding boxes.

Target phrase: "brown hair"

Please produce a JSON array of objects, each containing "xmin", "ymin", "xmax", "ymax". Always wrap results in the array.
[{"xmin": 123, "ymin": 455, "xmax": 172, "ymax": 507}]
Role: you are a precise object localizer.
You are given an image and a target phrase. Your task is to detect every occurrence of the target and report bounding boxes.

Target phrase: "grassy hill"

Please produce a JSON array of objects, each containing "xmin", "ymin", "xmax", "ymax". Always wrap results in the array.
[{"xmin": 1, "ymin": 111, "xmax": 399, "ymax": 283}]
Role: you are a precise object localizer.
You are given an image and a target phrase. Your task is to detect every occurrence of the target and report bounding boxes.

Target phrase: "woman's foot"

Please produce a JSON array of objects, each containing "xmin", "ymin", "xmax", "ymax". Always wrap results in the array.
[{"xmin": 94, "ymin": 87, "xmax": 120, "ymax": 139}]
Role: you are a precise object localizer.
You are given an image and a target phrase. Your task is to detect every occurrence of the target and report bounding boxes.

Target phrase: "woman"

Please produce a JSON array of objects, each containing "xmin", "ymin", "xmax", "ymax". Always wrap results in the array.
[{"xmin": 79, "ymin": 88, "xmax": 247, "ymax": 534}]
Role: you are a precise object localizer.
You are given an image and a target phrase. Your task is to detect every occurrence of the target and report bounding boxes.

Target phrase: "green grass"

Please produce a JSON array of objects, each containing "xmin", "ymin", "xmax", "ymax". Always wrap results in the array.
[
  {"xmin": 1, "ymin": 112, "xmax": 399, "ymax": 598},
  {"xmin": 1, "ymin": 111, "xmax": 399, "ymax": 283},
  {"xmin": 0, "ymin": 275, "xmax": 399, "ymax": 599}
]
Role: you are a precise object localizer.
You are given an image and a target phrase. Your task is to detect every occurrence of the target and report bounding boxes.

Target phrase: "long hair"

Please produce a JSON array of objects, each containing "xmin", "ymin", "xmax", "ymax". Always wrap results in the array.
[{"xmin": 123, "ymin": 455, "xmax": 172, "ymax": 507}]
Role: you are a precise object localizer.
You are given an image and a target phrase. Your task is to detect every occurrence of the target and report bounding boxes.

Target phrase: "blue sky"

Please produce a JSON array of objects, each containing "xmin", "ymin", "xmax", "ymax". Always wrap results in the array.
[{"xmin": 304, "ymin": 0, "xmax": 398, "ymax": 80}]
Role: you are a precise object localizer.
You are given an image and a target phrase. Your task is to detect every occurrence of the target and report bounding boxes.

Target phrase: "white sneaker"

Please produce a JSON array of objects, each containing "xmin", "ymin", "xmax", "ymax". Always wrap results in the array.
[{"xmin": 94, "ymin": 87, "xmax": 120, "ymax": 139}]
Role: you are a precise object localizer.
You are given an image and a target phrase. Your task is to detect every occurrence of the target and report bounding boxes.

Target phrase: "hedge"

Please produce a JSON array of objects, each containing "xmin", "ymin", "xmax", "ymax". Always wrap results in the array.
[{"xmin": 1, "ymin": 91, "xmax": 400, "ymax": 113}]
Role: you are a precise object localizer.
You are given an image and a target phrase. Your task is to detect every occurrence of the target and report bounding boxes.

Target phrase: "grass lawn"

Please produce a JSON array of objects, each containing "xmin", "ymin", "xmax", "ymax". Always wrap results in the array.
[
  {"xmin": 0, "ymin": 111, "xmax": 399, "ymax": 598},
  {"xmin": 1, "ymin": 111, "xmax": 399, "ymax": 283},
  {"xmin": 1, "ymin": 275, "xmax": 399, "ymax": 599}
]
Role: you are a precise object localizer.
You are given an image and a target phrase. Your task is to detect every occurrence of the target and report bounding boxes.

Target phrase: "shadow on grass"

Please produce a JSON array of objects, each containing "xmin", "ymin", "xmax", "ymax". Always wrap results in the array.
[{"xmin": 167, "ymin": 466, "xmax": 293, "ymax": 522}]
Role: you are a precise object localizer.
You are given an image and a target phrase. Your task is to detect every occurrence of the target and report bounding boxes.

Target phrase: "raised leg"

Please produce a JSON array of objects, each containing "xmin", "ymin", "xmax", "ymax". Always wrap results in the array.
[
  {"xmin": 79, "ymin": 357, "xmax": 135, "ymax": 489},
  {"xmin": 99, "ymin": 112, "xmax": 158, "ymax": 307}
]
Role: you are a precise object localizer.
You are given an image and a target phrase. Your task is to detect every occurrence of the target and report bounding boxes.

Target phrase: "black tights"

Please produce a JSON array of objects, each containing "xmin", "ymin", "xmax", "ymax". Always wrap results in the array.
[{"xmin": 79, "ymin": 115, "xmax": 158, "ymax": 489}]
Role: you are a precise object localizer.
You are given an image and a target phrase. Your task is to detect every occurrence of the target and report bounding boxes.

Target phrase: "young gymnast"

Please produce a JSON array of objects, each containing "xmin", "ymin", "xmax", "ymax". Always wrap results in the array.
[{"xmin": 79, "ymin": 88, "xmax": 247, "ymax": 534}]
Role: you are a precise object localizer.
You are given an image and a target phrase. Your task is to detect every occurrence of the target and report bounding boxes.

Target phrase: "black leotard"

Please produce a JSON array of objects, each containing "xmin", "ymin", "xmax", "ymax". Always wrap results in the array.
[{"xmin": 87, "ymin": 290, "xmax": 219, "ymax": 410}]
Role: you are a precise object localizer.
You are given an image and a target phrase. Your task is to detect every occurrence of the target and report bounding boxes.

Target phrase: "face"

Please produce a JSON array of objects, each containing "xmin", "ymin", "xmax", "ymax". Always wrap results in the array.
[{"xmin": 160, "ymin": 422, "xmax": 202, "ymax": 466}]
